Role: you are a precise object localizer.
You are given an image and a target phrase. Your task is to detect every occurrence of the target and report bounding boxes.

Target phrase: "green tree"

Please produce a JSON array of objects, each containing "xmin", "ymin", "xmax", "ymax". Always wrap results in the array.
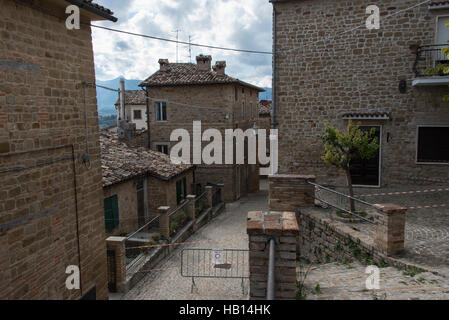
[{"xmin": 321, "ymin": 120, "xmax": 379, "ymax": 211}]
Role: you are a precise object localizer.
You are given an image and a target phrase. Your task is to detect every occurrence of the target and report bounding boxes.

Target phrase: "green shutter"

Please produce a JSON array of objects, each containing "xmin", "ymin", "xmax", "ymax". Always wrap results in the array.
[
  {"xmin": 104, "ymin": 195, "xmax": 119, "ymax": 231},
  {"xmin": 176, "ymin": 181, "xmax": 182, "ymax": 205},
  {"xmin": 183, "ymin": 177, "xmax": 187, "ymax": 199}
]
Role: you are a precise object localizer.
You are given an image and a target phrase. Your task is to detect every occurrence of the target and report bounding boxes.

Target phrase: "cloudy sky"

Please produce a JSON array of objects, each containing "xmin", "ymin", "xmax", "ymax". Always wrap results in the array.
[{"xmin": 91, "ymin": 0, "xmax": 273, "ymax": 87}]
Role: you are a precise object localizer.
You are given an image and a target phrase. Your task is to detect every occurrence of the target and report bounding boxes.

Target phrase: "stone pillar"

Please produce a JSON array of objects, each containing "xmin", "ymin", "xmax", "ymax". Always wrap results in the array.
[
  {"xmin": 205, "ymin": 186, "xmax": 213, "ymax": 208},
  {"xmin": 106, "ymin": 237, "xmax": 127, "ymax": 293},
  {"xmin": 269, "ymin": 174, "xmax": 316, "ymax": 212},
  {"xmin": 247, "ymin": 211, "xmax": 299, "ymax": 300},
  {"xmin": 186, "ymin": 195, "xmax": 196, "ymax": 220},
  {"xmin": 158, "ymin": 206, "xmax": 170, "ymax": 239},
  {"xmin": 217, "ymin": 183, "xmax": 224, "ymax": 202},
  {"xmin": 373, "ymin": 203, "xmax": 407, "ymax": 256}
]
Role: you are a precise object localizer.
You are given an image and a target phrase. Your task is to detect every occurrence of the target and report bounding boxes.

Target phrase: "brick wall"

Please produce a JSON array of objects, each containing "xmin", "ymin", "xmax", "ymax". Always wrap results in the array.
[
  {"xmin": 104, "ymin": 180, "xmax": 138, "ymax": 237},
  {"xmin": 273, "ymin": 0, "xmax": 449, "ymax": 186},
  {"xmin": 0, "ymin": 0, "xmax": 108, "ymax": 299}
]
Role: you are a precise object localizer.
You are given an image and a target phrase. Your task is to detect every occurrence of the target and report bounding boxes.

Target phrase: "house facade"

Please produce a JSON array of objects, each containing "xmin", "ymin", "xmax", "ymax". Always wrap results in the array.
[
  {"xmin": 100, "ymin": 129, "xmax": 194, "ymax": 237},
  {"xmin": 0, "ymin": 0, "xmax": 117, "ymax": 299},
  {"xmin": 118, "ymin": 56, "xmax": 264, "ymax": 201},
  {"xmin": 271, "ymin": 0, "xmax": 449, "ymax": 187}
]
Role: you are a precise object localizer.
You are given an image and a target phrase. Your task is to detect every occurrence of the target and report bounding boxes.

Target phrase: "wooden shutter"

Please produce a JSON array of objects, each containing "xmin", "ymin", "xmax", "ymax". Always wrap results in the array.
[
  {"xmin": 183, "ymin": 177, "xmax": 187, "ymax": 199},
  {"xmin": 104, "ymin": 195, "xmax": 119, "ymax": 231},
  {"xmin": 176, "ymin": 180, "xmax": 182, "ymax": 204}
]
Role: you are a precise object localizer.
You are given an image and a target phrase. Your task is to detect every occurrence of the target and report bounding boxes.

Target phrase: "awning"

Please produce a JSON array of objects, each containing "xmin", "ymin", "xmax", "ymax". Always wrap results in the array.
[{"xmin": 342, "ymin": 112, "xmax": 390, "ymax": 120}]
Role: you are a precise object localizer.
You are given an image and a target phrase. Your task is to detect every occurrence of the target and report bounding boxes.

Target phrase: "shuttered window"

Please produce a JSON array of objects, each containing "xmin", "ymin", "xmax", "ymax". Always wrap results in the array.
[
  {"xmin": 183, "ymin": 177, "xmax": 187, "ymax": 199},
  {"xmin": 417, "ymin": 127, "xmax": 449, "ymax": 163},
  {"xmin": 176, "ymin": 180, "xmax": 182, "ymax": 205},
  {"xmin": 104, "ymin": 195, "xmax": 119, "ymax": 231}
]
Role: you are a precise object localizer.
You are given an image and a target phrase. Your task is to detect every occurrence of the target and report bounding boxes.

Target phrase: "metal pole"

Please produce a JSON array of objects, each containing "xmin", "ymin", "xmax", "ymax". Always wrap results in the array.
[
  {"xmin": 145, "ymin": 87, "xmax": 151, "ymax": 149},
  {"xmin": 271, "ymin": 6, "xmax": 277, "ymax": 130},
  {"xmin": 267, "ymin": 238, "xmax": 275, "ymax": 300}
]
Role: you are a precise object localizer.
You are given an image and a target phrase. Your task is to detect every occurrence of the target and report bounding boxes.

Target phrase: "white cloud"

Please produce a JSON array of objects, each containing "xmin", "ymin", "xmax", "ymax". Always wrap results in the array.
[{"xmin": 91, "ymin": 0, "xmax": 273, "ymax": 87}]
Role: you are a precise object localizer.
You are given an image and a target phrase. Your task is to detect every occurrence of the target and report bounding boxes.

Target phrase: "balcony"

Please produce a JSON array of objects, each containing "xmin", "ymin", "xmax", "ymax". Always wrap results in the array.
[{"xmin": 412, "ymin": 44, "xmax": 449, "ymax": 87}]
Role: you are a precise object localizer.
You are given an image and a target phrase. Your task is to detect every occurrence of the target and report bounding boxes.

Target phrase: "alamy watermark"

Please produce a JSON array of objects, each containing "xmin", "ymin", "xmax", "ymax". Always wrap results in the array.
[{"xmin": 169, "ymin": 121, "xmax": 278, "ymax": 176}]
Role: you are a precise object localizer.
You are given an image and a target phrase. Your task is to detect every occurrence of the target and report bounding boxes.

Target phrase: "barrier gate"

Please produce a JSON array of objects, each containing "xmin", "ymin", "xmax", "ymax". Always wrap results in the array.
[{"xmin": 180, "ymin": 248, "xmax": 249, "ymax": 294}]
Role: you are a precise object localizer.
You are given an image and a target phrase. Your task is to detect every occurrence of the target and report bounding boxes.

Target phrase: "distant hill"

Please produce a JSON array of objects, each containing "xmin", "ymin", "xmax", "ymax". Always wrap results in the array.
[
  {"xmin": 97, "ymin": 77, "xmax": 142, "ymax": 115},
  {"xmin": 259, "ymin": 87, "xmax": 272, "ymax": 101}
]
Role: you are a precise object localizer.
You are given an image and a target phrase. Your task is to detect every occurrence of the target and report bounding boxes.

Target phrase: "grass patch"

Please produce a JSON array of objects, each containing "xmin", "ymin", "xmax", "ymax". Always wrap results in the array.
[{"xmin": 403, "ymin": 267, "xmax": 424, "ymax": 277}]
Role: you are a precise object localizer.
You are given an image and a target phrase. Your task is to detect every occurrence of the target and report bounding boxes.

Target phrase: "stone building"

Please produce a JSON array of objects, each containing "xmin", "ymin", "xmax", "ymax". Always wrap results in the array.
[
  {"xmin": 118, "ymin": 56, "xmax": 265, "ymax": 201},
  {"xmin": 100, "ymin": 130, "xmax": 194, "ymax": 237},
  {"xmin": 271, "ymin": 0, "xmax": 449, "ymax": 187},
  {"xmin": 0, "ymin": 0, "xmax": 117, "ymax": 299}
]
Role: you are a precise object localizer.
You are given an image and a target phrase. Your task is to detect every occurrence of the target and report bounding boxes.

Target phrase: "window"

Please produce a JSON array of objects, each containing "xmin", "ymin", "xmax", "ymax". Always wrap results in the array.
[
  {"xmin": 104, "ymin": 195, "xmax": 119, "ymax": 231},
  {"xmin": 242, "ymin": 102, "xmax": 246, "ymax": 120},
  {"xmin": 155, "ymin": 101, "xmax": 167, "ymax": 121},
  {"xmin": 235, "ymin": 86, "xmax": 238, "ymax": 101},
  {"xmin": 133, "ymin": 110, "xmax": 142, "ymax": 120},
  {"xmin": 250, "ymin": 103, "xmax": 253, "ymax": 119},
  {"xmin": 176, "ymin": 177, "xmax": 188, "ymax": 205},
  {"xmin": 157, "ymin": 144, "xmax": 169, "ymax": 155},
  {"xmin": 417, "ymin": 126, "xmax": 449, "ymax": 164}
]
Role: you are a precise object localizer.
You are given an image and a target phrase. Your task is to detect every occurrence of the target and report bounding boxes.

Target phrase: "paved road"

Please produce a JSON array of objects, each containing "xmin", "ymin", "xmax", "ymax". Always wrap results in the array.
[{"xmin": 122, "ymin": 184, "xmax": 269, "ymax": 300}]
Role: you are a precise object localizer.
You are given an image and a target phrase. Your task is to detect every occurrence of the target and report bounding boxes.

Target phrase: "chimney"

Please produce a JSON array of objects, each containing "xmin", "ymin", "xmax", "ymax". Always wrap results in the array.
[
  {"xmin": 159, "ymin": 59, "xmax": 169, "ymax": 71},
  {"xmin": 213, "ymin": 61, "xmax": 226, "ymax": 75},
  {"xmin": 196, "ymin": 55, "xmax": 212, "ymax": 71}
]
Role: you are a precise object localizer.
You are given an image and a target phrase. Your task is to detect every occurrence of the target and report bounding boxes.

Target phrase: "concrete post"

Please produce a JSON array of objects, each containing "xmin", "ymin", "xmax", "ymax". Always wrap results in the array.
[
  {"xmin": 205, "ymin": 186, "xmax": 213, "ymax": 208},
  {"xmin": 268, "ymin": 174, "xmax": 316, "ymax": 212},
  {"xmin": 186, "ymin": 195, "xmax": 196, "ymax": 220},
  {"xmin": 247, "ymin": 211, "xmax": 299, "ymax": 300},
  {"xmin": 106, "ymin": 236, "xmax": 127, "ymax": 293},
  {"xmin": 373, "ymin": 204, "xmax": 407, "ymax": 256},
  {"xmin": 158, "ymin": 206, "xmax": 170, "ymax": 240}
]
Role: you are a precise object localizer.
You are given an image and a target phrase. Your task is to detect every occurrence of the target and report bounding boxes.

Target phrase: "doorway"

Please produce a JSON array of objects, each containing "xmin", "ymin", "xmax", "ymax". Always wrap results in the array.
[{"xmin": 350, "ymin": 126, "xmax": 381, "ymax": 187}]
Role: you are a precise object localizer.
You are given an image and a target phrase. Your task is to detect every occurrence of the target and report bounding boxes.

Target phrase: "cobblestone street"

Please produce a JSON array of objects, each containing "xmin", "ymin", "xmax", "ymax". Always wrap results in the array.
[{"xmin": 121, "ymin": 183, "xmax": 269, "ymax": 300}]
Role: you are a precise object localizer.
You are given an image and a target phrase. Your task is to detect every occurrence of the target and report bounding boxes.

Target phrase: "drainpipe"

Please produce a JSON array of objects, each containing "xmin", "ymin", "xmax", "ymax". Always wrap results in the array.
[
  {"xmin": 271, "ymin": 6, "xmax": 277, "ymax": 130},
  {"xmin": 143, "ymin": 86, "xmax": 151, "ymax": 149},
  {"xmin": 120, "ymin": 78, "xmax": 125, "ymax": 121},
  {"xmin": 266, "ymin": 238, "xmax": 276, "ymax": 300}
]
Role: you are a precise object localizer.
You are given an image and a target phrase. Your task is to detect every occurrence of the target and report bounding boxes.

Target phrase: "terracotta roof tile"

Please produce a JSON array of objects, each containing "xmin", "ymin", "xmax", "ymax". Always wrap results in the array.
[
  {"xmin": 115, "ymin": 90, "xmax": 146, "ymax": 106},
  {"xmin": 139, "ymin": 63, "xmax": 264, "ymax": 91},
  {"xmin": 79, "ymin": 0, "xmax": 114, "ymax": 15},
  {"xmin": 259, "ymin": 100, "xmax": 272, "ymax": 115},
  {"xmin": 100, "ymin": 131, "xmax": 192, "ymax": 187},
  {"xmin": 341, "ymin": 111, "xmax": 390, "ymax": 120}
]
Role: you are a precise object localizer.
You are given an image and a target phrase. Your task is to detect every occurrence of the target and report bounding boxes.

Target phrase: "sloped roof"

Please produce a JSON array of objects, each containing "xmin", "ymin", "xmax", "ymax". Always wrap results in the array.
[
  {"xmin": 139, "ymin": 63, "xmax": 265, "ymax": 92},
  {"xmin": 64, "ymin": 0, "xmax": 117, "ymax": 21},
  {"xmin": 259, "ymin": 100, "xmax": 272, "ymax": 116},
  {"xmin": 114, "ymin": 90, "xmax": 146, "ymax": 106},
  {"xmin": 100, "ymin": 131, "xmax": 193, "ymax": 187}
]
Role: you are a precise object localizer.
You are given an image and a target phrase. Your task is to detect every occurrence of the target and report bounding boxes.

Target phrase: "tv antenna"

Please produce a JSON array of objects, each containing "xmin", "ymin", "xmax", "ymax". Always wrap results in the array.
[{"xmin": 172, "ymin": 29, "xmax": 182, "ymax": 62}]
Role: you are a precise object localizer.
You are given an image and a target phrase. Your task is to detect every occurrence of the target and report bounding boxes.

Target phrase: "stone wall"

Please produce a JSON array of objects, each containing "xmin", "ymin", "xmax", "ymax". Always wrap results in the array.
[
  {"xmin": 269, "ymin": 174, "xmax": 315, "ymax": 211},
  {"xmin": 0, "ymin": 0, "xmax": 108, "ymax": 299},
  {"xmin": 273, "ymin": 0, "xmax": 449, "ymax": 186},
  {"xmin": 104, "ymin": 180, "xmax": 138, "ymax": 237}
]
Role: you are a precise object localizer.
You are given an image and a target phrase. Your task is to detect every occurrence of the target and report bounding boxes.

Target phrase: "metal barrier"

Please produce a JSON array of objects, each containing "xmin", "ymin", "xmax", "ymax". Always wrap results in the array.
[
  {"xmin": 413, "ymin": 44, "xmax": 449, "ymax": 77},
  {"xmin": 181, "ymin": 248, "xmax": 249, "ymax": 294},
  {"xmin": 306, "ymin": 181, "xmax": 375, "ymax": 224}
]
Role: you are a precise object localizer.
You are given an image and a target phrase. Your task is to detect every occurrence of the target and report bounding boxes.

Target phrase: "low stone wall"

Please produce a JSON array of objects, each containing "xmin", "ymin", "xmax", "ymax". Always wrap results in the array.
[{"xmin": 297, "ymin": 208, "xmax": 428, "ymax": 272}]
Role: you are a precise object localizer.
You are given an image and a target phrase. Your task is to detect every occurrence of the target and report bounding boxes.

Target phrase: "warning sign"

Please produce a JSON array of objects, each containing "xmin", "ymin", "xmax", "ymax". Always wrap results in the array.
[{"xmin": 212, "ymin": 249, "xmax": 223, "ymax": 265}]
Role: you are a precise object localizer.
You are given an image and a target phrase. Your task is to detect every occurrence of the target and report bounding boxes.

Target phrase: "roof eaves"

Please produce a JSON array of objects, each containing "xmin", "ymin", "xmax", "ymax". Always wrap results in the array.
[{"xmin": 64, "ymin": 0, "xmax": 118, "ymax": 22}]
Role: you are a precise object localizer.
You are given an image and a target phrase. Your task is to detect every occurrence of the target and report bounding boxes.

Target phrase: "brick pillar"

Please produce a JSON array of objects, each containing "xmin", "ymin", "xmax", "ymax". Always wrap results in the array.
[
  {"xmin": 106, "ymin": 237, "xmax": 127, "ymax": 293},
  {"xmin": 217, "ymin": 183, "xmax": 224, "ymax": 202},
  {"xmin": 158, "ymin": 206, "xmax": 170, "ymax": 239},
  {"xmin": 186, "ymin": 195, "xmax": 196, "ymax": 220},
  {"xmin": 205, "ymin": 186, "xmax": 213, "ymax": 207},
  {"xmin": 373, "ymin": 203, "xmax": 407, "ymax": 256},
  {"xmin": 268, "ymin": 174, "xmax": 316, "ymax": 212},
  {"xmin": 247, "ymin": 211, "xmax": 299, "ymax": 300}
]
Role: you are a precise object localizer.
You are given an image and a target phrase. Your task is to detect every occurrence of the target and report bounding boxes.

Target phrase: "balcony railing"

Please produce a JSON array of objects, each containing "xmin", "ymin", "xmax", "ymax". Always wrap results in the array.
[{"xmin": 413, "ymin": 44, "xmax": 449, "ymax": 77}]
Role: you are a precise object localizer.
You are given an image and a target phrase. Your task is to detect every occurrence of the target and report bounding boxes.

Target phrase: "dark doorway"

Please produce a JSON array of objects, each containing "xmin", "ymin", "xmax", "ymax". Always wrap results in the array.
[
  {"xmin": 136, "ymin": 179, "xmax": 145, "ymax": 227},
  {"xmin": 350, "ymin": 126, "xmax": 381, "ymax": 186}
]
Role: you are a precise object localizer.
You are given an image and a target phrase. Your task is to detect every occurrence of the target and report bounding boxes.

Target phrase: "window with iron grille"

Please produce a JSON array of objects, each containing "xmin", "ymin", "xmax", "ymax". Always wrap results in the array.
[
  {"xmin": 417, "ymin": 126, "xmax": 449, "ymax": 164},
  {"xmin": 157, "ymin": 144, "xmax": 169, "ymax": 155}
]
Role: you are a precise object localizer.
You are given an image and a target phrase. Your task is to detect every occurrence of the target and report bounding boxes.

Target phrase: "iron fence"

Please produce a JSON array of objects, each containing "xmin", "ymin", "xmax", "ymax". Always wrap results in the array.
[
  {"xmin": 194, "ymin": 191, "xmax": 209, "ymax": 217},
  {"xmin": 181, "ymin": 248, "xmax": 249, "ymax": 294},
  {"xmin": 168, "ymin": 200, "xmax": 190, "ymax": 237},
  {"xmin": 413, "ymin": 44, "xmax": 449, "ymax": 77},
  {"xmin": 125, "ymin": 214, "xmax": 161, "ymax": 268},
  {"xmin": 307, "ymin": 181, "xmax": 375, "ymax": 224}
]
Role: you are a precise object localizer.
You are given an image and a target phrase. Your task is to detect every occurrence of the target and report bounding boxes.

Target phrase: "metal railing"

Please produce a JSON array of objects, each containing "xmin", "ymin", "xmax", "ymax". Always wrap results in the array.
[
  {"xmin": 194, "ymin": 191, "xmax": 209, "ymax": 217},
  {"xmin": 125, "ymin": 214, "xmax": 161, "ymax": 267},
  {"xmin": 168, "ymin": 200, "xmax": 190, "ymax": 237},
  {"xmin": 413, "ymin": 44, "xmax": 449, "ymax": 77},
  {"xmin": 306, "ymin": 181, "xmax": 375, "ymax": 224}
]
